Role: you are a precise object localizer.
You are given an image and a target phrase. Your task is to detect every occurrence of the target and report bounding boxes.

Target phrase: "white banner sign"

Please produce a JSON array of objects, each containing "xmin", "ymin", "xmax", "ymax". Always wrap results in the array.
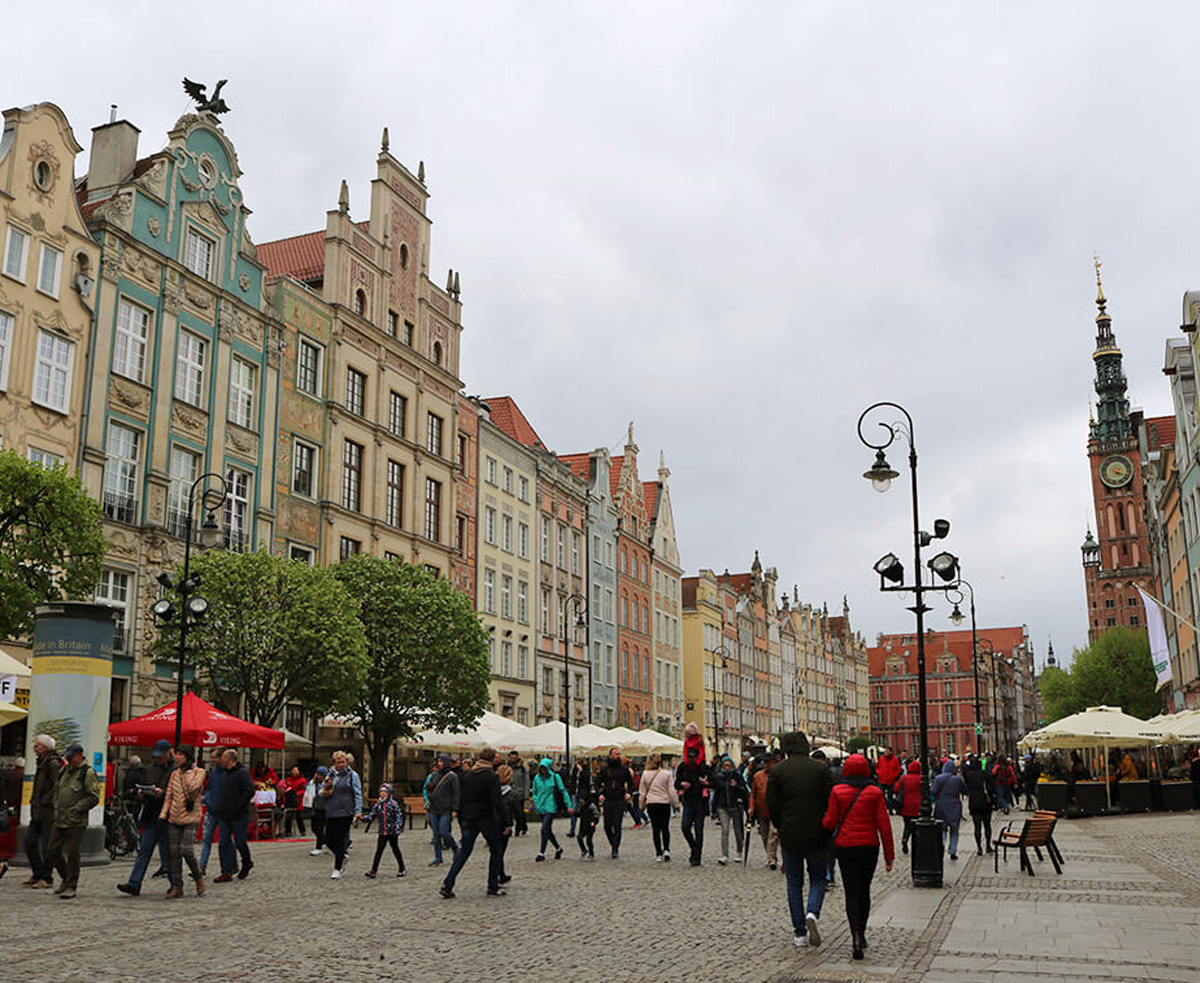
[
  {"xmin": 0, "ymin": 674, "xmax": 16, "ymax": 702},
  {"xmin": 1137, "ymin": 588, "xmax": 1173, "ymax": 692}
]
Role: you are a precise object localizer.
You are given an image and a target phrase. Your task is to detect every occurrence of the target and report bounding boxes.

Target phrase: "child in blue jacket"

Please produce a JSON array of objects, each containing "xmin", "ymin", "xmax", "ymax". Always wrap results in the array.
[{"xmin": 360, "ymin": 783, "xmax": 406, "ymax": 878}]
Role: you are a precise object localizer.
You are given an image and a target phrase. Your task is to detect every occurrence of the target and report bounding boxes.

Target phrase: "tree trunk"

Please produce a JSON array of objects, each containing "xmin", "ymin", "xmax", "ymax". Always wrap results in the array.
[{"xmin": 366, "ymin": 732, "xmax": 393, "ymax": 793}]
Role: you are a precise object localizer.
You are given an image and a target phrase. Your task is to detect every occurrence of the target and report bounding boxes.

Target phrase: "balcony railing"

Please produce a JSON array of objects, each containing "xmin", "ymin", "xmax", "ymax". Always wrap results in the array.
[{"xmin": 102, "ymin": 493, "xmax": 137, "ymax": 525}]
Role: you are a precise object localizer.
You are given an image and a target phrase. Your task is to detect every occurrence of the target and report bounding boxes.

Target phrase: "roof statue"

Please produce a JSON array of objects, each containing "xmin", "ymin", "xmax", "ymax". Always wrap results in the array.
[{"xmin": 183, "ymin": 78, "xmax": 230, "ymax": 115}]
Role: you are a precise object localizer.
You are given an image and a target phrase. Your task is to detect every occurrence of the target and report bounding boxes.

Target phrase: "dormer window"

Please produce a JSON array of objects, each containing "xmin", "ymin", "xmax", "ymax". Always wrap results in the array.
[{"xmin": 184, "ymin": 228, "xmax": 215, "ymax": 280}]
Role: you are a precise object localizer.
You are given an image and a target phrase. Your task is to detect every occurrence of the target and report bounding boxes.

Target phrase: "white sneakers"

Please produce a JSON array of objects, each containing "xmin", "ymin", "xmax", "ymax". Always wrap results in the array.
[
  {"xmin": 655, "ymin": 855, "xmax": 663, "ymax": 862},
  {"xmin": 717, "ymin": 856, "xmax": 728, "ymax": 866},
  {"xmin": 330, "ymin": 869, "xmax": 341, "ymax": 879},
  {"xmin": 805, "ymin": 912, "xmax": 821, "ymax": 947},
  {"xmin": 794, "ymin": 934, "xmax": 807, "ymax": 947},
  {"xmin": 309, "ymin": 847, "xmax": 324, "ymax": 856}
]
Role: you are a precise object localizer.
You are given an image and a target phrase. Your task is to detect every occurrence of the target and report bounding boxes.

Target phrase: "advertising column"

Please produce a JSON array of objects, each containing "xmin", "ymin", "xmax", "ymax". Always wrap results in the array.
[{"xmin": 22, "ymin": 602, "xmax": 116, "ymax": 864}]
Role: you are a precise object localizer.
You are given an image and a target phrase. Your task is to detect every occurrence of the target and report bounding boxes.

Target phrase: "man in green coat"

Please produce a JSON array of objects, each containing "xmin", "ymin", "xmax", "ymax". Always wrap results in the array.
[{"xmin": 48, "ymin": 743, "xmax": 100, "ymax": 899}]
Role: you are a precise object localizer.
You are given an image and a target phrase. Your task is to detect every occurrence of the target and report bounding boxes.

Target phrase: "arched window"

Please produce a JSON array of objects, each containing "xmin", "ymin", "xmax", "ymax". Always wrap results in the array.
[
  {"xmin": 433, "ymin": 341, "xmax": 442, "ymax": 366},
  {"xmin": 354, "ymin": 289, "xmax": 367, "ymax": 317},
  {"xmin": 1107, "ymin": 505, "xmax": 1116, "ymax": 539}
]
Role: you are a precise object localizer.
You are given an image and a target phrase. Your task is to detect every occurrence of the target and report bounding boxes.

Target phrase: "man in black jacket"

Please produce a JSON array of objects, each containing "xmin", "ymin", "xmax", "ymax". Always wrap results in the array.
[
  {"xmin": 117, "ymin": 739, "xmax": 174, "ymax": 896},
  {"xmin": 23, "ymin": 734, "xmax": 61, "ymax": 888},
  {"xmin": 596, "ymin": 747, "xmax": 634, "ymax": 859},
  {"xmin": 213, "ymin": 750, "xmax": 254, "ymax": 881},
  {"xmin": 767, "ymin": 731, "xmax": 833, "ymax": 948},
  {"xmin": 674, "ymin": 745, "xmax": 711, "ymax": 866},
  {"xmin": 440, "ymin": 747, "xmax": 509, "ymax": 898}
]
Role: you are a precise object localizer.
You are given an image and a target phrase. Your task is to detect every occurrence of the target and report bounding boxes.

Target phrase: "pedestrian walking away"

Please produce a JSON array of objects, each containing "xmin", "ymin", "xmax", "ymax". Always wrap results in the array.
[
  {"xmin": 749, "ymin": 754, "xmax": 780, "ymax": 869},
  {"xmin": 307, "ymin": 765, "xmax": 329, "ymax": 856},
  {"xmin": 506, "ymin": 751, "xmax": 530, "ymax": 837},
  {"xmin": 822, "ymin": 753, "xmax": 894, "ymax": 961},
  {"xmin": 895, "ymin": 760, "xmax": 922, "ymax": 854},
  {"xmin": 117, "ymin": 738, "xmax": 174, "ymax": 896},
  {"xmin": 597, "ymin": 746, "xmax": 634, "ymax": 858},
  {"xmin": 567, "ymin": 755, "xmax": 589, "ymax": 837},
  {"xmin": 198, "ymin": 747, "xmax": 225, "ymax": 874},
  {"xmin": 674, "ymin": 744, "xmax": 710, "ymax": 866},
  {"xmin": 530, "ymin": 757, "xmax": 568, "ymax": 861},
  {"xmin": 931, "ymin": 759, "xmax": 965, "ymax": 860},
  {"xmin": 638, "ymin": 753, "xmax": 678, "ymax": 861},
  {"xmin": 961, "ymin": 754, "xmax": 994, "ymax": 856},
  {"xmin": 361, "ymin": 783, "xmax": 406, "ymax": 878},
  {"xmin": 425, "ymin": 754, "xmax": 461, "ymax": 866},
  {"xmin": 48, "ymin": 743, "xmax": 100, "ymax": 899},
  {"xmin": 767, "ymin": 731, "xmax": 834, "ymax": 948},
  {"xmin": 160, "ymin": 746, "xmax": 206, "ymax": 898},
  {"xmin": 496, "ymin": 764, "xmax": 522, "ymax": 882},
  {"xmin": 710, "ymin": 755, "xmax": 748, "ymax": 864},
  {"xmin": 22, "ymin": 734, "xmax": 61, "ymax": 889},
  {"xmin": 574, "ymin": 759, "xmax": 601, "ymax": 860},
  {"xmin": 440, "ymin": 747, "xmax": 509, "ymax": 898},
  {"xmin": 321, "ymin": 750, "xmax": 362, "ymax": 878},
  {"xmin": 874, "ymin": 748, "xmax": 903, "ymax": 814}
]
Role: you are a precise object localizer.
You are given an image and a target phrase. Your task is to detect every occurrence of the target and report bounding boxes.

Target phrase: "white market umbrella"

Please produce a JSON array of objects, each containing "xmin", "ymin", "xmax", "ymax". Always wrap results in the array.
[
  {"xmin": 634, "ymin": 728, "xmax": 684, "ymax": 755},
  {"xmin": 410, "ymin": 711, "xmax": 527, "ymax": 753},
  {"xmin": 1138, "ymin": 709, "xmax": 1200, "ymax": 744},
  {"xmin": 601, "ymin": 726, "xmax": 655, "ymax": 756},
  {"xmin": 505, "ymin": 722, "xmax": 618, "ymax": 758},
  {"xmin": 0, "ymin": 699, "xmax": 28, "ymax": 726}
]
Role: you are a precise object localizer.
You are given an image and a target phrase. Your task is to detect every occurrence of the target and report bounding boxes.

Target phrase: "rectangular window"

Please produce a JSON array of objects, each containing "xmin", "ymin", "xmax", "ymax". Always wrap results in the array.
[
  {"xmin": 37, "ymin": 243, "xmax": 62, "ymax": 297},
  {"xmin": 518, "ymin": 522, "xmax": 529, "ymax": 559},
  {"xmin": 175, "ymin": 332, "xmax": 206, "ymax": 406},
  {"xmin": 557, "ymin": 524, "xmax": 566, "ymax": 569},
  {"xmin": 517, "ymin": 645, "xmax": 529, "ymax": 679},
  {"xmin": 339, "ymin": 536, "xmax": 361, "ymax": 561},
  {"xmin": 95, "ymin": 569, "xmax": 131, "ymax": 653},
  {"xmin": 457, "ymin": 435, "xmax": 468, "ymax": 469},
  {"xmin": 3, "ymin": 225, "xmax": 29, "ymax": 281},
  {"xmin": 32, "ymin": 330, "xmax": 74, "ymax": 412},
  {"xmin": 502, "ymin": 514, "xmax": 513, "ymax": 552},
  {"xmin": 297, "ymin": 338, "xmax": 322, "ymax": 395},
  {"xmin": 224, "ymin": 467, "xmax": 250, "ymax": 551},
  {"xmin": 485, "ymin": 457, "xmax": 497, "ymax": 484},
  {"xmin": 167, "ymin": 447, "xmax": 199, "ymax": 538},
  {"xmin": 387, "ymin": 310, "xmax": 399, "ymax": 338},
  {"xmin": 517, "ymin": 581, "xmax": 528, "ymax": 623},
  {"xmin": 541, "ymin": 517, "xmax": 550, "ymax": 561},
  {"xmin": 502, "ymin": 467, "xmax": 513, "ymax": 493},
  {"xmin": 518, "ymin": 475, "xmax": 529, "ymax": 502},
  {"xmin": 342, "ymin": 440, "xmax": 363, "ymax": 512},
  {"xmin": 501, "ymin": 641, "xmax": 513, "ymax": 677},
  {"xmin": 483, "ymin": 569, "xmax": 496, "ymax": 613},
  {"xmin": 289, "ymin": 544, "xmax": 314, "ymax": 565},
  {"xmin": 388, "ymin": 391, "xmax": 406, "ymax": 438},
  {"xmin": 184, "ymin": 228, "xmax": 215, "ymax": 279},
  {"xmin": 501, "ymin": 575, "xmax": 513, "ymax": 619},
  {"xmin": 102, "ymin": 422, "xmax": 140, "ymax": 524},
  {"xmin": 455, "ymin": 515, "xmax": 466, "ymax": 553},
  {"xmin": 541, "ymin": 588, "xmax": 551, "ymax": 634},
  {"xmin": 403, "ymin": 320, "xmax": 414, "ymax": 346},
  {"xmin": 114, "ymin": 298, "xmax": 150, "ymax": 383},
  {"xmin": 426, "ymin": 412, "xmax": 443, "ymax": 456},
  {"xmin": 386, "ymin": 460, "xmax": 404, "ymax": 528},
  {"xmin": 424, "ymin": 478, "xmax": 441, "ymax": 542},
  {"xmin": 0, "ymin": 310, "xmax": 11, "ymax": 391},
  {"xmin": 292, "ymin": 440, "xmax": 317, "ymax": 498},
  {"xmin": 572, "ymin": 532, "xmax": 581, "ymax": 575},
  {"xmin": 345, "ymin": 367, "xmax": 366, "ymax": 416},
  {"xmin": 484, "ymin": 506, "xmax": 497, "ymax": 545},
  {"xmin": 228, "ymin": 357, "xmax": 256, "ymax": 429}
]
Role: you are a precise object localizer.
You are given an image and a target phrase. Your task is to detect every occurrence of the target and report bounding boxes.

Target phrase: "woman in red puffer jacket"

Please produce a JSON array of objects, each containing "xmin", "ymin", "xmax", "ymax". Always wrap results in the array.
[
  {"xmin": 894, "ymin": 760, "xmax": 922, "ymax": 854},
  {"xmin": 822, "ymin": 753, "xmax": 894, "ymax": 961}
]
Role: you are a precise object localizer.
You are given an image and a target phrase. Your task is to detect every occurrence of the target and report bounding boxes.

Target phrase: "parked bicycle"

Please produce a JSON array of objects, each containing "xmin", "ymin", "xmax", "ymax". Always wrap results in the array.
[{"xmin": 104, "ymin": 796, "xmax": 139, "ymax": 860}]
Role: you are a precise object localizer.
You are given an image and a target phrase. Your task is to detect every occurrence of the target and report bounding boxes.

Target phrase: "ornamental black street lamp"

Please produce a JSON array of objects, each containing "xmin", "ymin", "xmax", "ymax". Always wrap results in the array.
[
  {"xmin": 152, "ymin": 473, "xmax": 228, "ymax": 748},
  {"xmin": 707, "ymin": 644, "xmax": 730, "ymax": 759},
  {"xmin": 858, "ymin": 402, "xmax": 960, "ymax": 889},
  {"xmin": 564, "ymin": 592, "xmax": 588, "ymax": 766},
  {"xmin": 948, "ymin": 578, "xmax": 985, "ymax": 757}
]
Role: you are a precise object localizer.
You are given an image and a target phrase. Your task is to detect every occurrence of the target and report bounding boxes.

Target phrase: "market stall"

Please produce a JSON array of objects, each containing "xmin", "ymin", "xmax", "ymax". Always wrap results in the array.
[{"xmin": 107, "ymin": 692, "xmax": 285, "ymax": 750}]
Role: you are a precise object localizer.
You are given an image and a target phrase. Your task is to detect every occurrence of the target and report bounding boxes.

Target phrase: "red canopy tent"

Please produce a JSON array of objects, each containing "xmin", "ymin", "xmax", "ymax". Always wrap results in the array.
[{"xmin": 107, "ymin": 692, "xmax": 284, "ymax": 749}]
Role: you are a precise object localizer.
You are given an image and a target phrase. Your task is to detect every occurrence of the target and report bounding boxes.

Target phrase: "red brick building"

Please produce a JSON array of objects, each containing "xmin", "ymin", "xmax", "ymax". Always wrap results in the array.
[{"xmin": 867, "ymin": 626, "xmax": 1030, "ymax": 757}]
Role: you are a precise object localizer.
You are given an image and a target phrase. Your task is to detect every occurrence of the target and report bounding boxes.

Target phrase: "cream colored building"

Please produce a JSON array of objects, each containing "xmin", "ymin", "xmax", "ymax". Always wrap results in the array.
[{"xmin": 647, "ymin": 453, "xmax": 684, "ymax": 734}]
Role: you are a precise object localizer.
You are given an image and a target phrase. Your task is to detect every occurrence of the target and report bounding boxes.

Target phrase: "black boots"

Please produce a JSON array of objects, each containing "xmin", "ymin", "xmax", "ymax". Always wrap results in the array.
[{"xmin": 851, "ymin": 930, "xmax": 868, "ymax": 960}]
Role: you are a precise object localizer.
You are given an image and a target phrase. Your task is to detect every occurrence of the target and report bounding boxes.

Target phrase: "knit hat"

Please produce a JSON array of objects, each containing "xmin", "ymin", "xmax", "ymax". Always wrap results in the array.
[{"xmin": 379, "ymin": 782, "xmax": 392, "ymax": 794}]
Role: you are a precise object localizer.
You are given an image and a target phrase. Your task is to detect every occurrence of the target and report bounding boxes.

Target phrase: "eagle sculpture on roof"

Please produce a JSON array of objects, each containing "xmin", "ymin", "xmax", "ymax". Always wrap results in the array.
[{"xmin": 183, "ymin": 78, "xmax": 230, "ymax": 115}]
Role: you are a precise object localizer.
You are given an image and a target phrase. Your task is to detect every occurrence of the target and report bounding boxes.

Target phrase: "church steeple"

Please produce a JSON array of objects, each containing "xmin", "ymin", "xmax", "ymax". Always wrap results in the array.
[{"xmin": 1089, "ymin": 256, "xmax": 1132, "ymax": 445}]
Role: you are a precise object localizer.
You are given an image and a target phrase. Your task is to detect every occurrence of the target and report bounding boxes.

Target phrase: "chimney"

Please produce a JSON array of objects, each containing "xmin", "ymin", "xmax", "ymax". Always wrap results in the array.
[{"xmin": 87, "ymin": 118, "xmax": 140, "ymax": 195}]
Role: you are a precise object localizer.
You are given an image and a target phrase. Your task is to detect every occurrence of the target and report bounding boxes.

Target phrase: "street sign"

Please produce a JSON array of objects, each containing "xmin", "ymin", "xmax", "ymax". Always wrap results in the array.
[{"xmin": 974, "ymin": 723, "xmax": 983, "ymax": 735}]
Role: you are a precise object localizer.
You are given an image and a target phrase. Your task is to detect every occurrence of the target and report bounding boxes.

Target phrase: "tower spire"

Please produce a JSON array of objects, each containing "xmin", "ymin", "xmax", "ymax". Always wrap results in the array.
[{"xmin": 1089, "ymin": 256, "xmax": 1130, "ymax": 444}]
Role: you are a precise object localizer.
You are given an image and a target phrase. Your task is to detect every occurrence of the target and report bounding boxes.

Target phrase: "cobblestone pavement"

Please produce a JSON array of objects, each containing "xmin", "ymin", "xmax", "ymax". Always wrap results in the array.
[{"xmin": 6, "ymin": 811, "xmax": 1199, "ymax": 983}]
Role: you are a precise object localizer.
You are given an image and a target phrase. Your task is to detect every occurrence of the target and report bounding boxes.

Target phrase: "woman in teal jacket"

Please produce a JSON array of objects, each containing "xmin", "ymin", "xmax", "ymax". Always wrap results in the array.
[{"xmin": 530, "ymin": 758, "xmax": 567, "ymax": 861}]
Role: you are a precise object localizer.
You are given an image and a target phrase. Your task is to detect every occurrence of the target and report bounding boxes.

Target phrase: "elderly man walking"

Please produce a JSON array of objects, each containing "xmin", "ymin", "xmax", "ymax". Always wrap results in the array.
[
  {"xmin": 768, "ymin": 732, "xmax": 834, "ymax": 948},
  {"xmin": 23, "ymin": 734, "xmax": 61, "ymax": 888},
  {"xmin": 47, "ymin": 743, "xmax": 100, "ymax": 899}
]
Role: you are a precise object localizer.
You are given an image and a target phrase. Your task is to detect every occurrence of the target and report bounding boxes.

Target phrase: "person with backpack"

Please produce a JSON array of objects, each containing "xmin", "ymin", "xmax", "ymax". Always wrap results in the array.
[
  {"xmin": 530, "ymin": 757, "xmax": 568, "ymax": 861},
  {"xmin": 360, "ymin": 783, "xmax": 406, "ymax": 878},
  {"xmin": 822, "ymin": 753, "xmax": 893, "ymax": 961}
]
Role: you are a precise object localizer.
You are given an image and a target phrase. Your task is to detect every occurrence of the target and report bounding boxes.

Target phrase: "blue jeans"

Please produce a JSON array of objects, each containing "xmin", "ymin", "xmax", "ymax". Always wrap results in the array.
[
  {"xmin": 539, "ymin": 813, "xmax": 560, "ymax": 855},
  {"xmin": 943, "ymin": 821, "xmax": 960, "ymax": 857},
  {"xmin": 995, "ymin": 785, "xmax": 1010, "ymax": 812},
  {"xmin": 680, "ymin": 802, "xmax": 705, "ymax": 863},
  {"xmin": 429, "ymin": 812, "xmax": 458, "ymax": 863},
  {"xmin": 128, "ymin": 820, "xmax": 170, "ymax": 889},
  {"xmin": 198, "ymin": 812, "xmax": 218, "ymax": 872},
  {"xmin": 782, "ymin": 847, "xmax": 829, "ymax": 935},
  {"xmin": 218, "ymin": 814, "xmax": 251, "ymax": 874},
  {"xmin": 442, "ymin": 817, "xmax": 503, "ymax": 893}
]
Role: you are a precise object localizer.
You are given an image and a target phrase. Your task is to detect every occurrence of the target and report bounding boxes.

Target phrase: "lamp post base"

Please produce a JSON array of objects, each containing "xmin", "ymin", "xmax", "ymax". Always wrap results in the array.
[{"xmin": 909, "ymin": 816, "xmax": 944, "ymax": 888}]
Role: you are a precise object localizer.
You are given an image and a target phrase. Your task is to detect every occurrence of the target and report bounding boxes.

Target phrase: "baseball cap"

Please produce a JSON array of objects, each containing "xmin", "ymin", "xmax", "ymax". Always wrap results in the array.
[
  {"xmin": 152, "ymin": 739, "xmax": 172, "ymax": 756},
  {"xmin": 64, "ymin": 743, "xmax": 85, "ymax": 758}
]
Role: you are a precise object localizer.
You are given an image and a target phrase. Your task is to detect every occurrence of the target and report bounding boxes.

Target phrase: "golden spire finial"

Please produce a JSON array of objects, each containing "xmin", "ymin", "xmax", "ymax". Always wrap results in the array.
[{"xmin": 1094, "ymin": 253, "xmax": 1106, "ymax": 307}]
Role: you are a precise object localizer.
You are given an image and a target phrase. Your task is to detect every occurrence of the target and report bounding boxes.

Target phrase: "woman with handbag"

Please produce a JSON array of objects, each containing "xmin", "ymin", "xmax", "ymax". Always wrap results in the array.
[
  {"xmin": 822, "ymin": 753, "xmax": 894, "ymax": 960},
  {"xmin": 530, "ymin": 757, "xmax": 568, "ymax": 861},
  {"xmin": 160, "ymin": 746, "xmax": 206, "ymax": 898}
]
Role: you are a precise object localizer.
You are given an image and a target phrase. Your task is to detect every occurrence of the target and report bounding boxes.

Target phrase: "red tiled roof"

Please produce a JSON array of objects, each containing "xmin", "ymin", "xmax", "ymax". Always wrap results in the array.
[
  {"xmin": 681, "ymin": 577, "xmax": 697, "ymax": 608},
  {"xmin": 1146, "ymin": 415, "xmax": 1175, "ymax": 452},
  {"xmin": 258, "ymin": 229, "xmax": 326, "ymax": 283},
  {"xmin": 609, "ymin": 455, "xmax": 625, "ymax": 499},
  {"xmin": 77, "ymin": 154, "xmax": 176, "ymax": 222},
  {"xmin": 558, "ymin": 453, "xmax": 591, "ymax": 481},
  {"xmin": 484, "ymin": 396, "xmax": 546, "ymax": 451},
  {"xmin": 867, "ymin": 626, "xmax": 1026, "ymax": 676},
  {"xmin": 643, "ymin": 480, "xmax": 659, "ymax": 521}
]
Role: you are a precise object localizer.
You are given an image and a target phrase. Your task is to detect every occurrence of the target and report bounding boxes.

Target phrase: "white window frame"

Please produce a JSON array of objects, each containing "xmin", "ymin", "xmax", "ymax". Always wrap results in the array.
[
  {"xmin": 296, "ymin": 337, "xmax": 322, "ymax": 396},
  {"xmin": 518, "ymin": 522, "xmax": 529, "ymax": 560},
  {"xmin": 484, "ymin": 506, "xmax": 497, "ymax": 545},
  {"xmin": 424, "ymin": 477, "xmax": 441, "ymax": 542},
  {"xmin": 345, "ymin": 366, "xmax": 366, "ymax": 416},
  {"xmin": 168, "ymin": 446, "xmax": 199, "ymax": 538},
  {"xmin": 485, "ymin": 457, "xmax": 497, "ymax": 485},
  {"xmin": 426, "ymin": 412, "xmax": 443, "ymax": 456},
  {"xmin": 228, "ymin": 356, "xmax": 256, "ymax": 429},
  {"xmin": 37, "ymin": 243, "xmax": 62, "ymax": 298},
  {"xmin": 175, "ymin": 331, "xmax": 206, "ymax": 407},
  {"xmin": 518, "ymin": 475, "xmax": 529, "ymax": 502},
  {"xmin": 32, "ymin": 330, "xmax": 74, "ymax": 412},
  {"xmin": 102, "ymin": 421, "xmax": 140, "ymax": 523},
  {"xmin": 342, "ymin": 439, "xmax": 363, "ymax": 512},
  {"xmin": 114, "ymin": 298, "xmax": 150, "ymax": 383},
  {"xmin": 3, "ymin": 225, "xmax": 29, "ymax": 282},
  {"xmin": 27, "ymin": 446, "xmax": 63, "ymax": 468},
  {"xmin": 388, "ymin": 391, "xmax": 406, "ymax": 438},
  {"xmin": 517, "ymin": 581, "xmax": 528, "ymax": 624},
  {"xmin": 292, "ymin": 439, "xmax": 318, "ymax": 498},
  {"xmin": 483, "ymin": 568, "xmax": 496, "ymax": 614},
  {"xmin": 224, "ymin": 467, "xmax": 251, "ymax": 551},
  {"xmin": 0, "ymin": 309, "xmax": 11, "ymax": 391},
  {"xmin": 95, "ymin": 569, "xmax": 132, "ymax": 653},
  {"xmin": 502, "ymin": 514, "xmax": 513, "ymax": 552},
  {"xmin": 183, "ymin": 227, "xmax": 216, "ymax": 280},
  {"xmin": 386, "ymin": 459, "xmax": 403, "ymax": 528}
]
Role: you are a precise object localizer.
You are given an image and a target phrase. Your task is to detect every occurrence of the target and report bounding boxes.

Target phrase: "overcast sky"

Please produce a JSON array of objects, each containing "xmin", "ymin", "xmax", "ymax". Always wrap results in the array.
[{"xmin": 11, "ymin": 3, "xmax": 1197, "ymax": 670}]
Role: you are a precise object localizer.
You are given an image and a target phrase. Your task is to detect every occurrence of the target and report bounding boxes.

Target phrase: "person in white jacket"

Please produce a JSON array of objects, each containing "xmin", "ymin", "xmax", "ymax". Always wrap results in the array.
[{"xmin": 638, "ymin": 753, "xmax": 680, "ymax": 861}]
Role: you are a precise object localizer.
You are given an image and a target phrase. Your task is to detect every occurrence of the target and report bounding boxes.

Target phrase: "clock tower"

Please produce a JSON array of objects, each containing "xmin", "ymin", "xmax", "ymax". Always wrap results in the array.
[{"xmin": 1082, "ymin": 263, "xmax": 1157, "ymax": 641}]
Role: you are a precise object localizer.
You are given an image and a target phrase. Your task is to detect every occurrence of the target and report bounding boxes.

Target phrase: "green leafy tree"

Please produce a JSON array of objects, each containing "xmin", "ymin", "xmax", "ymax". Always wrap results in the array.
[
  {"xmin": 153, "ymin": 550, "xmax": 368, "ymax": 728},
  {"xmin": 333, "ymin": 555, "xmax": 490, "ymax": 790},
  {"xmin": 846, "ymin": 735, "xmax": 871, "ymax": 753},
  {"xmin": 0, "ymin": 449, "xmax": 105, "ymax": 640},
  {"xmin": 1038, "ymin": 626, "xmax": 1160, "ymax": 722}
]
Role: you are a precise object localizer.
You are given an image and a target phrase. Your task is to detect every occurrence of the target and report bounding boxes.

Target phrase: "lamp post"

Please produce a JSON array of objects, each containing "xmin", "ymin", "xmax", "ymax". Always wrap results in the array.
[
  {"xmin": 707, "ymin": 644, "xmax": 730, "ymax": 759},
  {"xmin": 948, "ymin": 579, "xmax": 984, "ymax": 757},
  {"xmin": 565, "ymin": 592, "xmax": 588, "ymax": 767},
  {"xmin": 152, "ymin": 472, "xmax": 228, "ymax": 749},
  {"xmin": 858, "ymin": 401, "xmax": 959, "ymax": 889}
]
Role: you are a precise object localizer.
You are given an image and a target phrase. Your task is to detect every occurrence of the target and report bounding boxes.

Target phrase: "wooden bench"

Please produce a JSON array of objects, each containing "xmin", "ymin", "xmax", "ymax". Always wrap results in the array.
[
  {"xmin": 992, "ymin": 810, "xmax": 1063, "ymax": 876},
  {"xmin": 401, "ymin": 796, "xmax": 428, "ymax": 830}
]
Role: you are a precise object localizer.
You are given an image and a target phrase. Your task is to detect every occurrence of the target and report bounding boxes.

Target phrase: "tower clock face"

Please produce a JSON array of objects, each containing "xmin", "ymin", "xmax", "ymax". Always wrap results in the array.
[{"xmin": 1100, "ymin": 454, "xmax": 1133, "ymax": 488}]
